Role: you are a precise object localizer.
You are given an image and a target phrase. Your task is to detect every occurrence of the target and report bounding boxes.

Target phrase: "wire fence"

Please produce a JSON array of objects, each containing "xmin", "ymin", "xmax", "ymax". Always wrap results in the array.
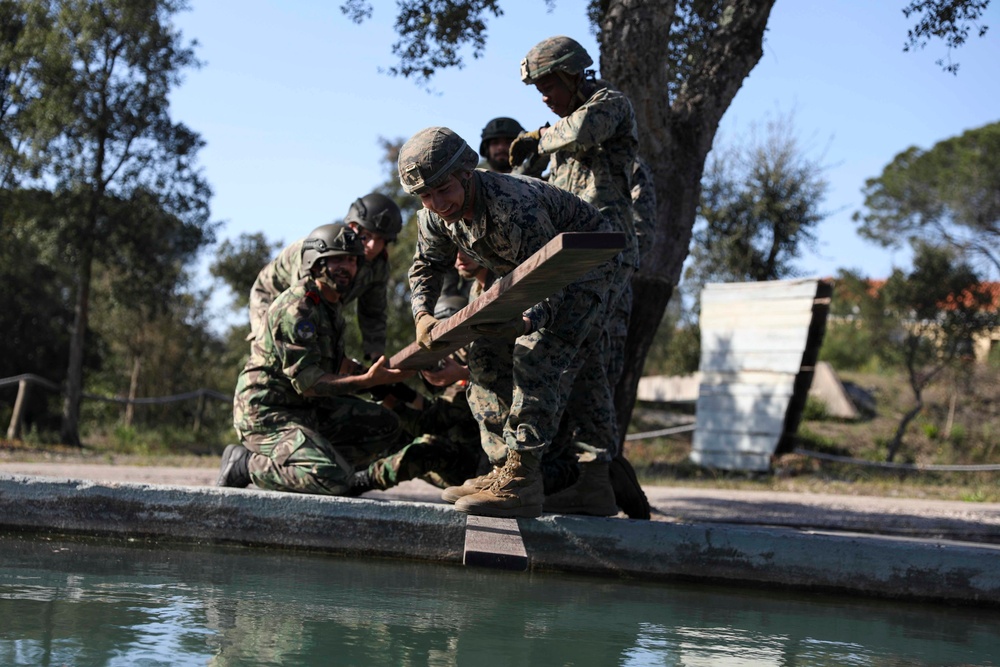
[
  {"xmin": 1, "ymin": 374, "xmax": 231, "ymax": 440},
  {"xmin": 5, "ymin": 374, "xmax": 998, "ymax": 473}
]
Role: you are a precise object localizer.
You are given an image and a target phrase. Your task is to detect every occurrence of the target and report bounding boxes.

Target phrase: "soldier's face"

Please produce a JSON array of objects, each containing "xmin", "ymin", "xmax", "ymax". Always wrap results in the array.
[
  {"xmin": 322, "ymin": 255, "xmax": 358, "ymax": 290},
  {"xmin": 455, "ymin": 249, "xmax": 482, "ymax": 280},
  {"xmin": 349, "ymin": 222, "xmax": 387, "ymax": 261},
  {"xmin": 419, "ymin": 174, "xmax": 467, "ymax": 224},
  {"xmin": 487, "ymin": 137, "xmax": 513, "ymax": 172},
  {"xmin": 534, "ymin": 73, "xmax": 574, "ymax": 117}
]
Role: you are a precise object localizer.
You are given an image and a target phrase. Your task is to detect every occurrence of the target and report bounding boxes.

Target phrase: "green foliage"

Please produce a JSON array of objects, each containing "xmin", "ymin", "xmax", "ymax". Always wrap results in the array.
[
  {"xmin": 841, "ymin": 244, "xmax": 1000, "ymax": 460},
  {"xmin": 211, "ymin": 232, "xmax": 282, "ymax": 311},
  {"xmin": 902, "ymin": 0, "xmax": 991, "ymax": 73},
  {"xmin": 854, "ymin": 121, "xmax": 1000, "ymax": 276},
  {"xmin": 802, "ymin": 397, "xmax": 829, "ymax": 422},
  {"xmin": 988, "ymin": 341, "xmax": 1000, "ymax": 368},
  {"xmin": 818, "ymin": 321, "xmax": 879, "ymax": 371},
  {"xmin": 340, "ymin": 0, "xmax": 504, "ymax": 85},
  {"xmin": 688, "ymin": 110, "xmax": 828, "ymax": 286}
]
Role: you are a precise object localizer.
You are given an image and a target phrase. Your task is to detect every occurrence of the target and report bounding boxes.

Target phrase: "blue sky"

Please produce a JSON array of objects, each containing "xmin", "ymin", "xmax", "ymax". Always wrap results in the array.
[{"xmin": 170, "ymin": 1, "xmax": 999, "ymax": 290}]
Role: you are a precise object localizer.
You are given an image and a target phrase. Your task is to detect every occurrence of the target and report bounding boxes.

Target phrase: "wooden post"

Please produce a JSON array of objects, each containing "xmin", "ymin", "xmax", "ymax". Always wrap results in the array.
[
  {"xmin": 6, "ymin": 378, "xmax": 29, "ymax": 440},
  {"xmin": 125, "ymin": 355, "xmax": 141, "ymax": 427},
  {"xmin": 193, "ymin": 391, "xmax": 206, "ymax": 434}
]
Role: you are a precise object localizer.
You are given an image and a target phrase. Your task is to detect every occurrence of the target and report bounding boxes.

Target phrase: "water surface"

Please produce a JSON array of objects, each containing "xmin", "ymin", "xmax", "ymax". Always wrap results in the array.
[{"xmin": 0, "ymin": 532, "xmax": 997, "ymax": 666}]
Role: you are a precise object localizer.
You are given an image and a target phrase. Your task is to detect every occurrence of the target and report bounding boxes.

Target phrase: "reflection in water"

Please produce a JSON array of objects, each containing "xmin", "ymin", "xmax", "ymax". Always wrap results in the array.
[{"xmin": 0, "ymin": 532, "xmax": 997, "ymax": 666}]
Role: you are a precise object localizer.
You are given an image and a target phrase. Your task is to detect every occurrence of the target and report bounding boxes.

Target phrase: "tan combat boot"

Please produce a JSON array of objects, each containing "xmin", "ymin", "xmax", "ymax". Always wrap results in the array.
[
  {"xmin": 440, "ymin": 466, "xmax": 502, "ymax": 504},
  {"xmin": 453, "ymin": 450, "xmax": 543, "ymax": 518},
  {"xmin": 542, "ymin": 460, "xmax": 618, "ymax": 516}
]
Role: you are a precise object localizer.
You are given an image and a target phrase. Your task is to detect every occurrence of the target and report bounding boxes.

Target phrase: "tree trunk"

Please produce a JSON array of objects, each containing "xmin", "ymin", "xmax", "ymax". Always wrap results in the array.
[
  {"xmin": 60, "ymin": 243, "xmax": 94, "ymax": 447},
  {"xmin": 600, "ymin": 0, "xmax": 776, "ymax": 435},
  {"xmin": 887, "ymin": 400, "xmax": 922, "ymax": 463}
]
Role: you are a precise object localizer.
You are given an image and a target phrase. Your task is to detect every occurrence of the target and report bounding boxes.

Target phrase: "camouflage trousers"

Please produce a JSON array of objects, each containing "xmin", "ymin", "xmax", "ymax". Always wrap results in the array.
[
  {"xmin": 236, "ymin": 395, "xmax": 403, "ymax": 495},
  {"xmin": 364, "ymin": 432, "xmax": 481, "ymax": 490},
  {"xmin": 554, "ymin": 256, "xmax": 636, "ymax": 464},
  {"xmin": 390, "ymin": 387, "xmax": 485, "ymax": 488},
  {"xmin": 466, "ymin": 287, "xmax": 604, "ymax": 463}
]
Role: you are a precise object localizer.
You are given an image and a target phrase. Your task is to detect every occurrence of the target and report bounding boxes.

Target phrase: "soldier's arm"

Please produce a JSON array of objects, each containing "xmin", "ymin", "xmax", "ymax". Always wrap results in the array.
[
  {"xmin": 303, "ymin": 356, "xmax": 413, "ymax": 397},
  {"xmin": 408, "ymin": 212, "xmax": 457, "ymax": 319},
  {"xmin": 537, "ymin": 89, "xmax": 630, "ymax": 154},
  {"xmin": 356, "ymin": 260, "xmax": 389, "ymax": 360}
]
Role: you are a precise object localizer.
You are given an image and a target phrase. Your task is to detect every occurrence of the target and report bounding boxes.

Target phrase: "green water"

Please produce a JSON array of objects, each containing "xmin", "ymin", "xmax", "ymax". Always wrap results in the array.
[{"xmin": 0, "ymin": 532, "xmax": 997, "ymax": 666}]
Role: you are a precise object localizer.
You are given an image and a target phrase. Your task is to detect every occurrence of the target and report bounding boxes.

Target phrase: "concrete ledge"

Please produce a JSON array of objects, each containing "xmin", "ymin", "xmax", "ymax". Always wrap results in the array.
[
  {"xmin": 2, "ymin": 474, "xmax": 998, "ymax": 606},
  {"xmin": 0, "ymin": 475, "xmax": 467, "ymax": 562}
]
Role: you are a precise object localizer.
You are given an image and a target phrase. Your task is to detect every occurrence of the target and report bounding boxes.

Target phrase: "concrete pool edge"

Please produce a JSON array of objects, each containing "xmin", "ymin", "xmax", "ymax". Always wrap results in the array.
[{"xmin": 2, "ymin": 474, "xmax": 998, "ymax": 606}]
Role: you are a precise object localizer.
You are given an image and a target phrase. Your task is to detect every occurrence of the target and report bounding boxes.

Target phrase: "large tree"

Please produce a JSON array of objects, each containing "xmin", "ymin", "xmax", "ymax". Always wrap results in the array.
[
  {"xmin": 344, "ymin": 0, "xmax": 990, "ymax": 438},
  {"xmin": 854, "ymin": 121, "xmax": 1000, "ymax": 278},
  {"xmin": 12, "ymin": 0, "xmax": 214, "ymax": 445},
  {"xmin": 0, "ymin": 0, "xmax": 50, "ymax": 193},
  {"xmin": 688, "ymin": 111, "xmax": 828, "ymax": 286}
]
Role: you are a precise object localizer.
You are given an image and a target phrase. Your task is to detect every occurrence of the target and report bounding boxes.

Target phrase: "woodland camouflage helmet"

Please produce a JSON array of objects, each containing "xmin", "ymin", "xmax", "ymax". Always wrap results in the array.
[
  {"xmin": 520, "ymin": 35, "xmax": 593, "ymax": 84},
  {"xmin": 301, "ymin": 222, "xmax": 364, "ymax": 273},
  {"xmin": 479, "ymin": 117, "xmax": 525, "ymax": 157},
  {"xmin": 344, "ymin": 192, "xmax": 403, "ymax": 242},
  {"xmin": 398, "ymin": 127, "xmax": 479, "ymax": 195}
]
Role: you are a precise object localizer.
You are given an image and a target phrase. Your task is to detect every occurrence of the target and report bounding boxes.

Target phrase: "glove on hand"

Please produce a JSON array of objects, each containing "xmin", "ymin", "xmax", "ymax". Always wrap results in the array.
[
  {"xmin": 472, "ymin": 316, "xmax": 529, "ymax": 340},
  {"xmin": 415, "ymin": 311, "xmax": 447, "ymax": 350},
  {"xmin": 508, "ymin": 125, "xmax": 546, "ymax": 168}
]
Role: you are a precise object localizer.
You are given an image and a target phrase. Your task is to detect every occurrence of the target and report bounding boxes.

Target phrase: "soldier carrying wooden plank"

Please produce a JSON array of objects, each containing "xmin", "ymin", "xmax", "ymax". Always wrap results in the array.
[{"xmin": 399, "ymin": 126, "xmax": 620, "ymax": 518}]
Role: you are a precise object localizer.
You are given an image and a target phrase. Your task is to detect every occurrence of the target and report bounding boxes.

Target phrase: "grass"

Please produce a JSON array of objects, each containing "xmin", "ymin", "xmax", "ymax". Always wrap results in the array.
[{"xmin": 623, "ymin": 366, "xmax": 1000, "ymax": 502}]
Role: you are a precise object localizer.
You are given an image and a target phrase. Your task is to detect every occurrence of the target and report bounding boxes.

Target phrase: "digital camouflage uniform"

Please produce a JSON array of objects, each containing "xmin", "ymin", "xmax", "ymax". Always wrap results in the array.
[
  {"xmin": 234, "ymin": 276, "xmax": 466, "ymax": 494},
  {"xmin": 538, "ymin": 82, "xmax": 639, "ymax": 461},
  {"xmin": 247, "ymin": 239, "xmax": 390, "ymax": 360},
  {"xmin": 631, "ymin": 155, "xmax": 658, "ymax": 268},
  {"xmin": 408, "ymin": 170, "xmax": 615, "ymax": 464}
]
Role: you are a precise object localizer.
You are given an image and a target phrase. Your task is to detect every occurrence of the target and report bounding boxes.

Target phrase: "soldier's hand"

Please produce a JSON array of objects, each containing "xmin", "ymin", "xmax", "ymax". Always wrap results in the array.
[
  {"xmin": 420, "ymin": 355, "xmax": 470, "ymax": 387},
  {"xmin": 508, "ymin": 128, "xmax": 542, "ymax": 168},
  {"xmin": 415, "ymin": 311, "xmax": 448, "ymax": 350},
  {"xmin": 471, "ymin": 316, "xmax": 530, "ymax": 340},
  {"xmin": 366, "ymin": 356, "xmax": 415, "ymax": 385}
]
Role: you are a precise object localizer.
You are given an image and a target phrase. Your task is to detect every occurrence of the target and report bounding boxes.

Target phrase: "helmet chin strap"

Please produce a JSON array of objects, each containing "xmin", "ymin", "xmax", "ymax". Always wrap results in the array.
[{"xmin": 556, "ymin": 70, "xmax": 594, "ymax": 109}]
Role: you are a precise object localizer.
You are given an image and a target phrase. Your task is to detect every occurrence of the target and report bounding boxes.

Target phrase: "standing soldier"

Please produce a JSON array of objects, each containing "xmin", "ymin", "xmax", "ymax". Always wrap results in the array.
[
  {"xmin": 247, "ymin": 192, "xmax": 402, "ymax": 362},
  {"xmin": 218, "ymin": 223, "xmax": 469, "ymax": 495},
  {"xmin": 400, "ymin": 126, "xmax": 617, "ymax": 518},
  {"xmin": 509, "ymin": 35, "xmax": 640, "ymax": 515}
]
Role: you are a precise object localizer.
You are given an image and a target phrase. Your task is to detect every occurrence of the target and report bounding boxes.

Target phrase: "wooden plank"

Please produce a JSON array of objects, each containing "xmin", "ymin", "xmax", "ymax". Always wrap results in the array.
[
  {"xmin": 702, "ymin": 329, "xmax": 812, "ymax": 354},
  {"xmin": 689, "ymin": 446, "xmax": 772, "ymax": 472},
  {"xmin": 389, "ymin": 232, "xmax": 625, "ymax": 370},
  {"xmin": 701, "ymin": 279, "xmax": 822, "ymax": 304},
  {"xmin": 463, "ymin": 515, "xmax": 529, "ymax": 571},
  {"xmin": 700, "ymin": 350, "xmax": 810, "ymax": 374},
  {"xmin": 700, "ymin": 308, "xmax": 815, "ymax": 330}
]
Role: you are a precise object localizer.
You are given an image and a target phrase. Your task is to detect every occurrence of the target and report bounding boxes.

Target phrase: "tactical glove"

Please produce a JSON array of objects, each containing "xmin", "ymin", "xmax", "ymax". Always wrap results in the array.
[
  {"xmin": 471, "ymin": 316, "xmax": 530, "ymax": 340},
  {"xmin": 508, "ymin": 124, "xmax": 547, "ymax": 168},
  {"xmin": 415, "ymin": 311, "xmax": 448, "ymax": 350}
]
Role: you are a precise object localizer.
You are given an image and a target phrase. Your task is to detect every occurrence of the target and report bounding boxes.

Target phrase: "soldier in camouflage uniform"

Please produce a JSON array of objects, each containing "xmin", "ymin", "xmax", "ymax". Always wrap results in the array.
[
  {"xmin": 218, "ymin": 223, "xmax": 472, "ymax": 495},
  {"xmin": 399, "ymin": 126, "xmax": 617, "ymax": 518},
  {"xmin": 479, "ymin": 116, "xmax": 549, "ymax": 177},
  {"xmin": 504, "ymin": 36, "xmax": 641, "ymax": 515},
  {"xmin": 478, "ymin": 117, "xmax": 523, "ymax": 174},
  {"xmin": 247, "ymin": 192, "xmax": 402, "ymax": 362}
]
